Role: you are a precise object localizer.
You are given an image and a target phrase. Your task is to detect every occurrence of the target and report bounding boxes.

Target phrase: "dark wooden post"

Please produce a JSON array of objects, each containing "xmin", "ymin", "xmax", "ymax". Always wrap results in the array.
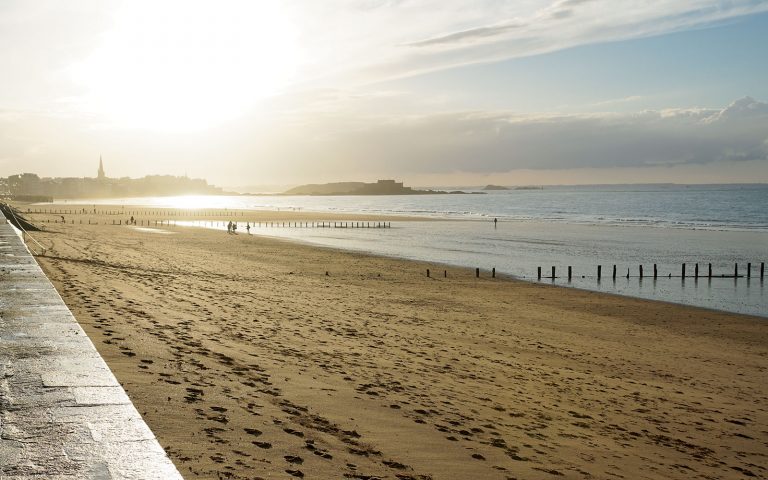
[
  {"xmin": 747, "ymin": 262, "xmax": 751, "ymax": 278},
  {"xmin": 426, "ymin": 269, "xmax": 430, "ymax": 278},
  {"xmin": 695, "ymin": 263, "xmax": 699, "ymax": 279},
  {"xmin": 551, "ymin": 266, "xmax": 555, "ymax": 279},
  {"xmin": 597, "ymin": 265, "xmax": 602, "ymax": 280},
  {"xmin": 567, "ymin": 266, "xmax": 572, "ymax": 280},
  {"xmin": 492, "ymin": 268, "xmax": 496, "ymax": 278},
  {"xmin": 639, "ymin": 265, "xmax": 643, "ymax": 278},
  {"xmin": 734, "ymin": 263, "xmax": 738, "ymax": 277},
  {"xmin": 653, "ymin": 264, "xmax": 657, "ymax": 278},
  {"xmin": 475, "ymin": 268, "xmax": 480, "ymax": 278},
  {"xmin": 761, "ymin": 262, "xmax": 765, "ymax": 279},
  {"xmin": 682, "ymin": 263, "xmax": 686, "ymax": 278},
  {"xmin": 708, "ymin": 263, "xmax": 712, "ymax": 278},
  {"xmin": 444, "ymin": 270, "xmax": 447, "ymax": 278},
  {"xmin": 612, "ymin": 265, "xmax": 617, "ymax": 279},
  {"xmin": 538, "ymin": 267, "xmax": 542, "ymax": 280}
]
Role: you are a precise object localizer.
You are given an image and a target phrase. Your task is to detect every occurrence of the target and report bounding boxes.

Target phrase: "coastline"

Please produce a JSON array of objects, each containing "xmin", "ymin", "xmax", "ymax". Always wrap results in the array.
[
  {"xmin": 25, "ymin": 212, "xmax": 768, "ymax": 479},
  {"xmin": 14, "ymin": 203, "xmax": 768, "ymax": 316}
]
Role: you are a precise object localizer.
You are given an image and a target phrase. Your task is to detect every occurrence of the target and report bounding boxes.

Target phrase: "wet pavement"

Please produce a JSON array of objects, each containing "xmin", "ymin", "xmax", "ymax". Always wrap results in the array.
[{"xmin": 0, "ymin": 220, "xmax": 183, "ymax": 479}]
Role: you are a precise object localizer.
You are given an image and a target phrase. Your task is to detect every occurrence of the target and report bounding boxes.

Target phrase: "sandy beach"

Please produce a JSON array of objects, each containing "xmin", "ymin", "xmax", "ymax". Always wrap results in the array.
[{"xmin": 21, "ymin": 207, "xmax": 768, "ymax": 480}]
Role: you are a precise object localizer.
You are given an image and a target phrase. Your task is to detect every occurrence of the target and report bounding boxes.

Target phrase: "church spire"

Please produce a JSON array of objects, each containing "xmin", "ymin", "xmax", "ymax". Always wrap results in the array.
[{"xmin": 98, "ymin": 155, "xmax": 105, "ymax": 180}]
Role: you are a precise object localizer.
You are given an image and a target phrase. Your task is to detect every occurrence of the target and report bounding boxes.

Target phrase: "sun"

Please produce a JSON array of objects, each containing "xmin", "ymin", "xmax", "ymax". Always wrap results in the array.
[{"xmin": 71, "ymin": 0, "xmax": 301, "ymax": 132}]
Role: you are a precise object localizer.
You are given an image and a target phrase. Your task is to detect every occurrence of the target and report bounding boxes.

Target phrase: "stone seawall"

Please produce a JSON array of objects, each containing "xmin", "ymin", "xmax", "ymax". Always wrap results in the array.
[{"xmin": 0, "ymin": 218, "xmax": 183, "ymax": 479}]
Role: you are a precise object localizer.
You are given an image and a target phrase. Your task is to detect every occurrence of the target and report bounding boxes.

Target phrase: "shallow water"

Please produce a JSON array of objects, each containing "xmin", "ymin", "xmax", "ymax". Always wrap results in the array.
[{"xmin": 67, "ymin": 183, "xmax": 768, "ymax": 231}]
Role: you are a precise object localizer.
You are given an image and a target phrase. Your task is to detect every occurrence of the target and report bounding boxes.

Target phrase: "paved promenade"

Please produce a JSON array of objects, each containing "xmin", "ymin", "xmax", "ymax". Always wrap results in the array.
[{"xmin": 0, "ymin": 219, "xmax": 183, "ymax": 479}]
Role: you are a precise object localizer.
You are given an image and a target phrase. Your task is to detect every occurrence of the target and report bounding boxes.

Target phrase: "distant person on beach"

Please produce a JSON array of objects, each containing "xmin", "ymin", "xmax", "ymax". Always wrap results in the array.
[
  {"xmin": 246, "ymin": 223, "xmax": 251, "ymax": 234},
  {"xmin": 130, "ymin": 215, "xmax": 135, "ymax": 225},
  {"xmin": 232, "ymin": 222, "xmax": 237, "ymax": 234},
  {"xmin": 227, "ymin": 221, "xmax": 232, "ymax": 233},
  {"xmin": 494, "ymin": 218, "xmax": 498, "ymax": 228}
]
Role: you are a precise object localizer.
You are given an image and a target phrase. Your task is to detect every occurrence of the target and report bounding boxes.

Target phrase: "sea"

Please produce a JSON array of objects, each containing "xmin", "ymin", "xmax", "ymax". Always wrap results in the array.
[{"xmin": 57, "ymin": 184, "xmax": 767, "ymax": 317}]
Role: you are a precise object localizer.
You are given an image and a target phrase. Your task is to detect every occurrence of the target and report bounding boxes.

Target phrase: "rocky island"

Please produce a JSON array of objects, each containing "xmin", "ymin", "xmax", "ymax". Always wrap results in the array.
[{"xmin": 283, "ymin": 179, "xmax": 483, "ymax": 196}]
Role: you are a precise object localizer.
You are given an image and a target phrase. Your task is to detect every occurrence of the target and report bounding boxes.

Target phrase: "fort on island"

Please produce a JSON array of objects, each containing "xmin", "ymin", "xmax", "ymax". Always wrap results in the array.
[
  {"xmin": 283, "ymin": 179, "xmax": 482, "ymax": 195},
  {"xmin": 0, "ymin": 157, "xmax": 223, "ymax": 201}
]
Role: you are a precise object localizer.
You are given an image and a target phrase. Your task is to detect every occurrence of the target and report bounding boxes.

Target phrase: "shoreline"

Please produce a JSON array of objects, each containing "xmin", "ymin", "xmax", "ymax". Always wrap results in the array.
[
  {"xmin": 203, "ymin": 223, "xmax": 767, "ymax": 320},
  {"xmin": 170, "ymin": 220, "xmax": 767, "ymax": 318},
  {"xmin": 14, "ymin": 204, "xmax": 768, "ymax": 317},
  {"xmin": 27, "ymin": 219, "xmax": 768, "ymax": 479}
]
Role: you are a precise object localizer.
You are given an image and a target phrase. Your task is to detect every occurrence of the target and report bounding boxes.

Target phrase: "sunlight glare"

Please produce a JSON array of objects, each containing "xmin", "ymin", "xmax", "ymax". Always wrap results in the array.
[{"xmin": 72, "ymin": 0, "xmax": 300, "ymax": 131}]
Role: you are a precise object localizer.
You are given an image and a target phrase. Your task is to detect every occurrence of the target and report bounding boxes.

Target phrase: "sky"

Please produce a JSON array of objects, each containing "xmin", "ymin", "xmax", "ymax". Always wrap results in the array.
[{"xmin": 1, "ymin": 0, "xmax": 768, "ymax": 188}]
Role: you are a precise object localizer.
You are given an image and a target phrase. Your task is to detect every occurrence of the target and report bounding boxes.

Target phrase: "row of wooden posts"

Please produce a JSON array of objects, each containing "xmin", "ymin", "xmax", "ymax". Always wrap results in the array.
[
  {"xmin": 27, "ymin": 208, "xmax": 253, "ymax": 217},
  {"xmin": 40, "ymin": 218, "xmax": 391, "ymax": 229},
  {"xmin": 537, "ymin": 263, "xmax": 765, "ymax": 280},
  {"xmin": 426, "ymin": 263, "xmax": 766, "ymax": 280},
  {"xmin": 427, "ymin": 267, "xmax": 497, "ymax": 278}
]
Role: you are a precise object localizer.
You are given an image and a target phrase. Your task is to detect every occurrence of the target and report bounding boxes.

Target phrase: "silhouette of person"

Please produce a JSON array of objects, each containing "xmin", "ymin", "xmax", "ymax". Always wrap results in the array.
[
  {"xmin": 494, "ymin": 218, "xmax": 498, "ymax": 228},
  {"xmin": 246, "ymin": 223, "xmax": 251, "ymax": 234}
]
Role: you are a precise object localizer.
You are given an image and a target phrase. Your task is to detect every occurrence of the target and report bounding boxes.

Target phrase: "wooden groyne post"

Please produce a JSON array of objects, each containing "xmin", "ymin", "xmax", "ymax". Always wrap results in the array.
[
  {"xmin": 597, "ymin": 265, "xmax": 602, "ymax": 280},
  {"xmin": 639, "ymin": 265, "xmax": 643, "ymax": 278},
  {"xmin": 653, "ymin": 264, "xmax": 658, "ymax": 278},
  {"xmin": 761, "ymin": 262, "xmax": 765, "ymax": 279},
  {"xmin": 568, "ymin": 266, "xmax": 572, "ymax": 281},
  {"xmin": 682, "ymin": 263, "xmax": 686, "ymax": 278},
  {"xmin": 695, "ymin": 263, "xmax": 699, "ymax": 279},
  {"xmin": 475, "ymin": 268, "xmax": 480, "ymax": 278},
  {"xmin": 538, "ymin": 266, "xmax": 542, "ymax": 280},
  {"xmin": 747, "ymin": 262, "xmax": 751, "ymax": 278}
]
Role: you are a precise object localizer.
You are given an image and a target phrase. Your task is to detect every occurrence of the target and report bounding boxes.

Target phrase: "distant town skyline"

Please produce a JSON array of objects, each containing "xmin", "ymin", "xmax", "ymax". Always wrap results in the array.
[{"xmin": 1, "ymin": 1, "xmax": 767, "ymax": 187}]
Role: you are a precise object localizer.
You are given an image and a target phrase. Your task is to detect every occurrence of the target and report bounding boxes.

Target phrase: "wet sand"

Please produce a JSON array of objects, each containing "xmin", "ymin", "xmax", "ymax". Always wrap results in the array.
[{"xmin": 24, "ymin": 210, "xmax": 768, "ymax": 480}]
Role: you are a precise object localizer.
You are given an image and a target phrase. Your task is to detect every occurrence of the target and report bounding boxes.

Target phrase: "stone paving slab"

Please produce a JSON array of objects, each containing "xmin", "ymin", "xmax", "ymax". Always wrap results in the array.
[{"xmin": 0, "ymin": 219, "xmax": 183, "ymax": 479}]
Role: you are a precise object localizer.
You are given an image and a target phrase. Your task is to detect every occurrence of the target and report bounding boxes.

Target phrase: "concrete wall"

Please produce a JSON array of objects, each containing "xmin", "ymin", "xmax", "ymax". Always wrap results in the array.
[{"xmin": 0, "ymin": 218, "xmax": 183, "ymax": 479}]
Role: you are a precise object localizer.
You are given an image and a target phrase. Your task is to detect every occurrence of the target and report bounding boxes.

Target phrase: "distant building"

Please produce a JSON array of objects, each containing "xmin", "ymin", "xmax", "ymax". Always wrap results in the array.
[
  {"xmin": 0, "ymin": 157, "xmax": 224, "ymax": 199},
  {"xmin": 97, "ymin": 156, "xmax": 106, "ymax": 180},
  {"xmin": 366, "ymin": 179, "xmax": 412, "ymax": 194}
]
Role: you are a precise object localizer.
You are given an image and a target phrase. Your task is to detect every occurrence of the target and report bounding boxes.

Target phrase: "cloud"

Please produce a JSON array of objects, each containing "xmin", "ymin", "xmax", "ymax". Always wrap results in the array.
[
  {"xmin": 246, "ymin": 97, "xmax": 768, "ymax": 178},
  {"xmin": 285, "ymin": 0, "xmax": 768, "ymax": 86},
  {"xmin": 405, "ymin": 23, "xmax": 523, "ymax": 48}
]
